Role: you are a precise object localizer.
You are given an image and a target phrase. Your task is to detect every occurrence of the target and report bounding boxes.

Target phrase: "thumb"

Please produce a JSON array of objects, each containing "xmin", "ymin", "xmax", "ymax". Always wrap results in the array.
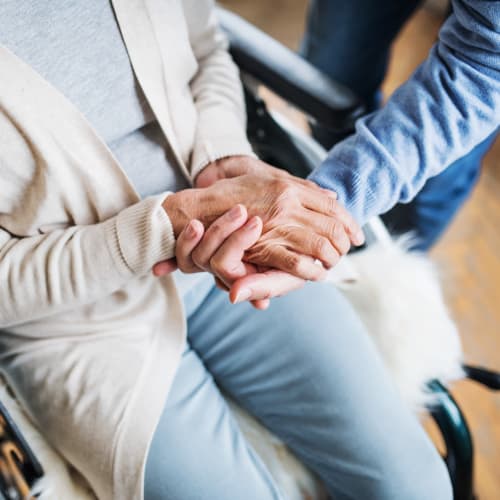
[
  {"xmin": 152, "ymin": 258, "xmax": 178, "ymax": 277},
  {"xmin": 195, "ymin": 156, "xmax": 254, "ymax": 188},
  {"xmin": 194, "ymin": 163, "xmax": 224, "ymax": 188}
]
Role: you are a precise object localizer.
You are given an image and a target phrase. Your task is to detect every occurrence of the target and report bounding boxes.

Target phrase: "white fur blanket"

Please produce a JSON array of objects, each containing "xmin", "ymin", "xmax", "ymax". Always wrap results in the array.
[{"xmin": 0, "ymin": 243, "xmax": 463, "ymax": 500}]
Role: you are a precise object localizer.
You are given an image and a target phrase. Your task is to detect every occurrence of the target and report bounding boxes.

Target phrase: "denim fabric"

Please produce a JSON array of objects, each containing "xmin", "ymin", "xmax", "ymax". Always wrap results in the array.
[
  {"xmin": 303, "ymin": 0, "xmax": 500, "ymax": 249},
  {"xmin": 145, "ymin": 276, "xmax": 452, "ymax": 499}
]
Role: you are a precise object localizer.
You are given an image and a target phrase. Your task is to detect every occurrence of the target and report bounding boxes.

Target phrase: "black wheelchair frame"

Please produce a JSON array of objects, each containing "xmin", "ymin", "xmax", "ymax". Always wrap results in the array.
[{"xmin": 218, "ymin": 8, "xmax": 500, "ymax": 500}]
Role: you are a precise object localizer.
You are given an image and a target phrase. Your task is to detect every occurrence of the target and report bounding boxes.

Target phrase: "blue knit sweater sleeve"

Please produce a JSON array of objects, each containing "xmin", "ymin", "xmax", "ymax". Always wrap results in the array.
[{"xmin": 308, "ymin": 0, "xmax": 500, "ymax": 225}]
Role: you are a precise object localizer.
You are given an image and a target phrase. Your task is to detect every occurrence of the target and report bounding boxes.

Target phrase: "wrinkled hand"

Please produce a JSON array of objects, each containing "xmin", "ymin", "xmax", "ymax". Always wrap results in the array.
[{"xmin": 164, "ymin": 156, "xmax": 364, "ymax": 282}]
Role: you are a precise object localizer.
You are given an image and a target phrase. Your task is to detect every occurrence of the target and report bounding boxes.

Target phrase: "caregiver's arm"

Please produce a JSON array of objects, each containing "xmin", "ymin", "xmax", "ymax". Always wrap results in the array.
[{"xmin": 309, "ymin": 0, "xmax": 500, "ymax": 224}]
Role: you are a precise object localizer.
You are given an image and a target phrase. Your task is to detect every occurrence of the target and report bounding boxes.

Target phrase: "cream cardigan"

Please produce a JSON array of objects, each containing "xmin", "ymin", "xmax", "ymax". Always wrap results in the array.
[{"xmin": 0, "ymin": 0, "xmax": 253, "ymax": 498}]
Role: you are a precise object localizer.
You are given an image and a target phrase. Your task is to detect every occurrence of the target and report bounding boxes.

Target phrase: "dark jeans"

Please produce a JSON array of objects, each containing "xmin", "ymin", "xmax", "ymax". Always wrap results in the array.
[{"xmin": 301, "ymin": 0, "xmax": 497, "ymax": 250}]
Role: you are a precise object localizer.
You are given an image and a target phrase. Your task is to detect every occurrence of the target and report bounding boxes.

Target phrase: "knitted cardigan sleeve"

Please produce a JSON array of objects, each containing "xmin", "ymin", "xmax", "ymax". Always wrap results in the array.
[
  {"xmin": 0, "ymin": 194, "xmax": 175, "ymax": 328},
  {"xmin": 185, "ymin": 0, "xmax": 255, "ymax": 181}
]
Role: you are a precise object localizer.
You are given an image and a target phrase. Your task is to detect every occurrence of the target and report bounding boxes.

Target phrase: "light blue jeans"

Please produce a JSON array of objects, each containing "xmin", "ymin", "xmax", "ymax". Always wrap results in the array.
[{"xmin": 144, "ymin": 276, "xmax": 452, "ymax": 499}]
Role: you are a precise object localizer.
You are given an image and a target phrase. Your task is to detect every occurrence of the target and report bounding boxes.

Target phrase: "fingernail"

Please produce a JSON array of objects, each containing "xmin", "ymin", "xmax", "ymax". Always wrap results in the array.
[
  {"xmin": 234, "ymin": 287, "xmax": 252, "ymax": 303},
  {"xmin": 354, "ymin": 229, "xmax": 365, "ymax": 245},
  {"xmin": 229, "ymin": 205, "xmax": 243, "ymax": 220}
]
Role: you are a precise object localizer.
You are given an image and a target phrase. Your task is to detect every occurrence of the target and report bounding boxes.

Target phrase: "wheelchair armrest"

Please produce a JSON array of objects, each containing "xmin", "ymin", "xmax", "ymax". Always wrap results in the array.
[
  {"xmin": 217, "ymin": 7, "xmax": 366, "ymax": 132},
  {"xmin": 463, "ymin": 365, "xmax": 500, "ymax": 390}
]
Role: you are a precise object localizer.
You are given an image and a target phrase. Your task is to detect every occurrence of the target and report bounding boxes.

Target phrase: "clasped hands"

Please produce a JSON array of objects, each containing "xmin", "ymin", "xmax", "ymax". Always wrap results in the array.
[{"xmin": 155, "ymin": 156, "xmax": 364, "ymax": 309}]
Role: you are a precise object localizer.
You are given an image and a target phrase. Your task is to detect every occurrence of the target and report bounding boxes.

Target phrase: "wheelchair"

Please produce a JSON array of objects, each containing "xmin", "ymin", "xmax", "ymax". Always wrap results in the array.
[
  {"xmin": 217, "ymin": 8, "xmax": 500, "ymax": 500},
  {"xmin": 1, "ymin": 7, "xmax": 499, "ymax": 500}
]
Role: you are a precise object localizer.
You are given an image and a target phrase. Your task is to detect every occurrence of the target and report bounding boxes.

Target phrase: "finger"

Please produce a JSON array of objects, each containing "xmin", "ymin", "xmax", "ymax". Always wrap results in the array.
[
  {"xmin": 176, "ymin": 219, "xmax": 205, "ymax": 273},
  {"xmin": 298, "ymin": 187, "xmax": 364, "ymax": 245},
  {"xmin": 194, "ymin": 163, "xmax": 225, "ymax": 188},
  {"xmin": 246, "ymin": 245, "xmax": 327, "ymax": 282},
  {"xmin": 192, "ymin": 205, "xmax": 248, "ymax": 270},
  {"xmin": 314, "ymin": 215, "xmax": 352, "ymax": 257},
  {"xmin": 216, "ymin": 266, "xmax": 268, "ymax": 309},
  {"xmin": 152, "ymin": 259, "xmax": 178, "ymax": 277},
  {"xmin": 230, "ymin": 270, "xmax": 305, "ymax": 303},
  {"xmin": 251, "ymin": 298, "xmax": 270, "ymax": 310},
  {"xmin": 209, "ymin": 216, "xmax": 263, "ymax": 282},
  {"xmin": 260, "ymin": 225, "xmax": 341, "ymax": 268},
  {"xmin": 294, "ymin": 209, "xmax": 359, "ymax": 255},
  {"xmin": 214, "ymin": 276, "xmax": 229, "ymax": 292}
]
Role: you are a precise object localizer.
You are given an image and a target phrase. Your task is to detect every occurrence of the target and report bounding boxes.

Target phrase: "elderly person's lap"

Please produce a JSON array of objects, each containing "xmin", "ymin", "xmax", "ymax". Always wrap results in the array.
[{"xmin": 144, "ymin": 276, "xmax": 452, "ymax": 500}]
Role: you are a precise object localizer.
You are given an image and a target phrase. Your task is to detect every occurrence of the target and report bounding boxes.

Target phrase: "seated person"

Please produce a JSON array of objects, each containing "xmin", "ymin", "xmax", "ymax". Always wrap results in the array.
[{"xmin": 0, "ymin": 1, "xmax": 451, "ymax": 499}]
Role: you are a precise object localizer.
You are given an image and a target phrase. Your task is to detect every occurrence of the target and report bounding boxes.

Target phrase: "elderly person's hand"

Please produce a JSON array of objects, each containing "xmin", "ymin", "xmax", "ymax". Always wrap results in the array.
[
  {"xmin": 153, "ymin": 204, "xmax": 306, "ymax": 310},
  {"xmin": 163, "ymin": 156, "xmax": 364, "ymax": 282}
]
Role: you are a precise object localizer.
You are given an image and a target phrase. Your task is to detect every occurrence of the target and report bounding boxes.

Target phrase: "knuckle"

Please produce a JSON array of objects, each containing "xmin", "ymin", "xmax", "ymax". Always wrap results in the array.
[
  {"xmin": 324, "ymin": 220, "xmax": 349, "ymax": 256},
  {"xmin": 325, "ymin": 219, "xmax": 339, "ymax": 239},
  {"xmin": 176, "ymin": 258, "xmax": 189, "ymax": 273},
  {"xmin": 273, "ymin": 178, "xmax": 288, "ymax": 191},
  {"xmin": 274, "ymin": 179, "xmax": 295, "ymax": 200},
  {"xmin": 276, "ymin": 225, "xmax": 293, "ymax": 239},
  {"xmin": 310, "ymin": 265, "xmax": 327, "ymax": 282},
  {"xmin": 185, "ymin": 263, "xmax": 201, "ymax": 274},
  {"xmin": 284, "ymin": 252, "xmax": 301, "ymax": 274},
  {"xmin": 209, "ymin": 220, "xmax": 225, "ymax": 237},
  {"xmin": 325, "ymin": 195, "xmax": 338, "ymax": 214},
  {"xmin": 210, "ymin": 255, "xmax": 239, "ymax": 281},
  {"xmin": 191, "ymin": 249, "xmax": 206, "ymax": 269},
  {"xmin": 209, "ymin": 255, "xmax": 223, "ymax": 274},
  {"xmin": 249, "ymin": 242, "xmax": 274, "ymax": 265},
  {"xmin": 339, "ymin": 236, "xmax": 351, "ymax": 255},
  {"xmin": 332, "ymin": 223, "xmax": 350, "ymax": 255},
  {"xmin": 329, "ymin": 253, "xmax": 340, "ymax": 268},
  {"xmin": 332, "ymin": 219, "xmax": 344, "ymax": 238},
  {"xmin": 270, "ymin": 203, "xmax": 288, "ymax": 222},
  {"xmin": 314, "ymin": 236, "xmax": 331, "ymax": 259},
  {"xmin": 337, "ymin": 208, "xmax": 358, "ymax": 233}
]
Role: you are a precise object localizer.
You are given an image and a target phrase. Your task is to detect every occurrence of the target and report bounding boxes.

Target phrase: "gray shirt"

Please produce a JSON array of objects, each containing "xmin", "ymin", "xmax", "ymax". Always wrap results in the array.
[{"xmin": 1, "ymin": 0, "xmax": 190, "ymax": 198}]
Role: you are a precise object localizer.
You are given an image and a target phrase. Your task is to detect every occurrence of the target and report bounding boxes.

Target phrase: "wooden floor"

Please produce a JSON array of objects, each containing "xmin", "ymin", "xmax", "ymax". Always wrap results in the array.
[{"xmin": 220, "ymin": 2, "xmax": 500, "ymax": 498}]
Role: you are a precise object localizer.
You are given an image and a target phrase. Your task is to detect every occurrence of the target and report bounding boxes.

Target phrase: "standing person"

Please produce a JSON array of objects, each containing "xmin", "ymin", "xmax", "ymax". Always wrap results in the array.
[{"xmin": 300, "ymin": 0, "xmax": 499, "ymax": 250}]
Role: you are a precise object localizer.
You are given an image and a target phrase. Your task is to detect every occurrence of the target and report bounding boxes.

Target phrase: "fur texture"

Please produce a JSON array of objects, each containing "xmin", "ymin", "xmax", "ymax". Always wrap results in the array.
[
  {"xmin": 0, "ymin": 243, "xmax": 463, "ymax": 499},
  {"xmin": 329, "ymin": 241, "xmax": 464, "ymax": 410}
]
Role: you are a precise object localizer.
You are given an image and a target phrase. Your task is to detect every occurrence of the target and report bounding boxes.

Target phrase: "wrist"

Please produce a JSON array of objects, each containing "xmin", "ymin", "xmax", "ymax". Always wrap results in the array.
[
  {"xmin": 162, "ymin": 190, "xmax": 201, "ymax": 238},
  {"xmin": 162, "ymin": 187, "xmax": 234, "ymax": 238}
]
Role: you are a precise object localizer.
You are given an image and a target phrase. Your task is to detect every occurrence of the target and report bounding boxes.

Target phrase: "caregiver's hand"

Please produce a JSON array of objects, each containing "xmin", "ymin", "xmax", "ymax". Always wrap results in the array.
[
  {"xmin": 153, "ymin": 205, "xmax": 305, "ymax": 309},
  {"xmin": 163, "ymin": 156, "xmax": 364, "ymax": 281}
]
